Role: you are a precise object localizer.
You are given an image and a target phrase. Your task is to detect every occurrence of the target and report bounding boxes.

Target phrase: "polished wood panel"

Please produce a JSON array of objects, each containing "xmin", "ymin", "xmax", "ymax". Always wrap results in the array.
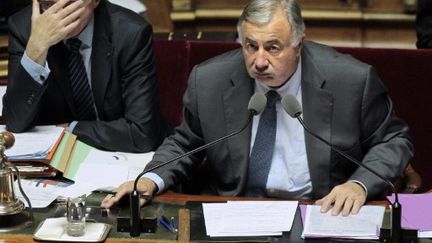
[
  {"xmin": 366, "ymin": 0, "xmax": 416, "ymax": 13},
  {"xmin": 363, "ymin": 20, "xmax": 416, "ymax": 48},
  {"xmin": 144, "ymin": 0, "xmax": 174, "ymax": 32},
  {"xmin": 166, "ymin": 0, "xmax": 418, "ymax": 48},
  {"xmin": 194, "ymin": 0, "xmax": 248, "ymax": 9},
  {"xmin": 0, "ymin": 35, "xmax": 8, "ymax": 79},
  {"xmin": 300, "ymin": 0, "xmax": 363, "ymax": 10}
]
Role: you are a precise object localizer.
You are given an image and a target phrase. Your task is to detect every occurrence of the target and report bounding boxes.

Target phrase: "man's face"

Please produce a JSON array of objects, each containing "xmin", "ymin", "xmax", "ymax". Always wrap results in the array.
[
  {"xmin": 240, "ymin": 8, "xmax": 303, "ymax": 88},
  {"xmin": 66, "ymin": 0, "xmax": 99, "ymax": 39}
]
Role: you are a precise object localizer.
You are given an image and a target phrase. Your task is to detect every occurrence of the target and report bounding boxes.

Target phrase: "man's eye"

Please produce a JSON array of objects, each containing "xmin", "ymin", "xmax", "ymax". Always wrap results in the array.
[
  {"xmin": 245, "ymin": 43, "xmax": 258, "ymax": 52},
  {"xmin": 268, "ymin": 45, "xmax": 281, "ymax": 53}
]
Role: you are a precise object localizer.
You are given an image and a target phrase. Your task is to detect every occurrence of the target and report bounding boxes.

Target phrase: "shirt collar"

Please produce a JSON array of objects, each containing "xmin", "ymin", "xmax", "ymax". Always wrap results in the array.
[{"xmin": 76, "ymin": 15, "xmax": 94, "ymax": 49}]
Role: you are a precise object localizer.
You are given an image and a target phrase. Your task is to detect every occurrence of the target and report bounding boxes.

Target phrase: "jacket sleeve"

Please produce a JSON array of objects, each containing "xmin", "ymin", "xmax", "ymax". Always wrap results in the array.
[
  {"xmin": 3, "ymin": 11, "xmax": 49, "ymax": 132},
  {"xmin": 145, "ymin": 65, "xmax": 207, "ymax": 190},
  {"xmin": 349, "ymin": 66, "xmax": 413, "ymax": 198}
]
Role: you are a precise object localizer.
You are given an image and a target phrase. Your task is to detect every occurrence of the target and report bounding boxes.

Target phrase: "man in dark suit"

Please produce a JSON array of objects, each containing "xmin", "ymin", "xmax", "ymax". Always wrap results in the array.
[
  {"xmin": 3, "ymin": 0, "xmax": 165, "ymax": 152},
  {"xmin": 416, "ymin": 0, "xmax": 432, "ymax": 48},
  {"xmin": 102, "ymin": 0, "xmax": 412, "ymax": 215}
]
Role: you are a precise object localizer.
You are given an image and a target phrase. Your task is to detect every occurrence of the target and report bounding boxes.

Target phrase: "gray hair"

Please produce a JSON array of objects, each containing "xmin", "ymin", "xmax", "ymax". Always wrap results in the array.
[{"xmin": 237, "ymin": 0, "xmax": 305, "ymax": 47}]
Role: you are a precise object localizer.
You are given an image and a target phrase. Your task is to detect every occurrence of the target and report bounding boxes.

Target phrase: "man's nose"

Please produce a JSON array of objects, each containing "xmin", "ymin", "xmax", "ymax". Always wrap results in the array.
[{"xmin": 255, "ymin": 50, "xmax": 269, "ymax": 72}]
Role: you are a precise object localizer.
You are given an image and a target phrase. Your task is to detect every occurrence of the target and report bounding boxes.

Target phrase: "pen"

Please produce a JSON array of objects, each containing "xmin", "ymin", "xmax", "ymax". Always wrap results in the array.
[
  {"xmin": 170, "ymin": 216, "xmax": 177, "ymax": 231},
  {"xmin": 159, "ymin": 216, "xmax": 177, "ymax": 234}
]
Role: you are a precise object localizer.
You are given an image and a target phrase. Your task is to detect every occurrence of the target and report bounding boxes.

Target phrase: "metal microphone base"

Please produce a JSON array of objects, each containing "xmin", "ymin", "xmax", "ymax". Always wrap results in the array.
[
  {"xmin": 117, "ymin": 216, "xmax": 157, "ymax": 235},
  {"xmin": 380, "ymin": 228, "xmax": 418, "ymax": 242}
]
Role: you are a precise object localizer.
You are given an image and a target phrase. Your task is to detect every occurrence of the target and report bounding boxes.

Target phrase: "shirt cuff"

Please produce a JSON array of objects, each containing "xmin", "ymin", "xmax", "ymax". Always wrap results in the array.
[
  {"xmin": 68, "ymin": 121, "xmax": 79, "ymax": 132},
  {"xmin": 348, "ymin": 179, "xmax": 368, "ymax": 197},
  {"xmin": 21, "ymin": 52, "xmax": 51, "ymax": 84},
  {"xmin": 143, "ymin": 172, "xmax": 165, "ymax": 194}
]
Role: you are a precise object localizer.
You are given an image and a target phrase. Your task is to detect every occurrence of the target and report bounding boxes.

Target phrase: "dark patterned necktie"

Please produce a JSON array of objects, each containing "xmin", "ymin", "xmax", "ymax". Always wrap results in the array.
[
  {"xmin": 246, "ymin": 90, "xmax": 280, "ymax": 197},
  {"xmin": 67, "ymin": 38, "xmax": 96, "ymax": 120}
]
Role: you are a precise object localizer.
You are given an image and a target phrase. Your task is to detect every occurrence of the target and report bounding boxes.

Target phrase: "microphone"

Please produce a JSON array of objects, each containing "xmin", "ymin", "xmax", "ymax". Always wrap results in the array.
[
  {"xmin": 128, "ymin": 93, "xmax": 267, "ymax": 236},
  {"xmin": 281, "ymin": 94, "xmax": 416, "ymax": 242}
]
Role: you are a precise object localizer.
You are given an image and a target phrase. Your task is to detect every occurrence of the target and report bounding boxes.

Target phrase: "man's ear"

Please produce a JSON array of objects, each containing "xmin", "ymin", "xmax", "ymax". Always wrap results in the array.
[{"xmin": 296, "ymin": 35, "xmax": 305, "ymax": 57}]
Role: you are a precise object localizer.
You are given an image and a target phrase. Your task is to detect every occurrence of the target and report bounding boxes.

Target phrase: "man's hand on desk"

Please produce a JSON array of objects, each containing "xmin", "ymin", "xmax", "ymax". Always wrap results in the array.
[
  {"xmin": 315, "ymin": 181, "xmax": 366, "ymax": 217},
  {"xmin": 100, "ymin": 178, "xmax": 157, "ymax": 209}
]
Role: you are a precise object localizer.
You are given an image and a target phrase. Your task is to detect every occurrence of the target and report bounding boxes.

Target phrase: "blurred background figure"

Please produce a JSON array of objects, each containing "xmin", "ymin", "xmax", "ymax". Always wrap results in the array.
[
  {"xmin": 0, "ymin": 0, "xmax": 30, "ymax": 33},
  {"xmin": 416, "ymin": 0, "xmax": 432, "ymax": 48}
]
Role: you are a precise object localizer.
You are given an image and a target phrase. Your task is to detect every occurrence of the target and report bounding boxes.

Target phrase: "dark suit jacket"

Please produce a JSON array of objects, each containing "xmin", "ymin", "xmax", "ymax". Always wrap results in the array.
[
  {"xmin": 416, "ymin": 0, "xmax": 432, "ymax": 48},
  {"xmin": 4, "ymin": 0, "xmax": 165, "ymax": 152},
  {"xmin": 148, "ymin": 41, "xmax": 413, "ymax": 200}
]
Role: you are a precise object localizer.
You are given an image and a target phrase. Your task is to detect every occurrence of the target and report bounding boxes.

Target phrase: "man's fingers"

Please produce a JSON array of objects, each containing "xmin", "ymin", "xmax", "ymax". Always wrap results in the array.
[
  {"xmin": 331, "ymin": 196, "xmax": 346, "ymax": 216},
  {"xmin": 56, "ymin": 0, "xmax": 84, "ymax": 20},
  {"xmin": 100, "ymin": 182, "xmax": 133, "ymax": 208},
  {"xmin": 101, "ymin": 193, "xmax": 116, "ymax": 208},
  {"xmin": 60, "ymin": 5, "xmax": 84, "ymax": 27},
  {"xmin": 351, "ymin": 199, "xmax": 363, "ymax": 215},
  {"xmin": 341, "ymin": 198, "xmax": 354, "ymax": 216},
  {"xmin": 45, "ymin": 0, "xmax": 72, "ymax": 14},
  {"xmin": 316, "ymin": 194, "xmax": 335, "ymax": 213},
  {"xmin": 100, "ymin": 179, "xmax": 156, "ymax": 209},
  {"xmin": 32, "ymin": 0, "xmax": 41, "ymax": 18}
]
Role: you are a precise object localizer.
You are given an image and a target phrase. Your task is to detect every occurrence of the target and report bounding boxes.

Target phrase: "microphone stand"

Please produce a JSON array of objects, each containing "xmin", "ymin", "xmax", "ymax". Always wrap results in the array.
[
  {"xmin": 128, "ymin": 111, "xmax": 256, "ymax": 236},
  {"xmin": 294, "ymin": 114, "xmax": 417, "ymax": 242}
]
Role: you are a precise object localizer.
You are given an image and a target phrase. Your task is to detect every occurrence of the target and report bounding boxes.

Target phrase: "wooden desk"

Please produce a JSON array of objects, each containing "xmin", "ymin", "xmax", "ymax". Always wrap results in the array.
[{"xmin": 0, "ymin": 192, "xmax": 429, "ymax": 243}]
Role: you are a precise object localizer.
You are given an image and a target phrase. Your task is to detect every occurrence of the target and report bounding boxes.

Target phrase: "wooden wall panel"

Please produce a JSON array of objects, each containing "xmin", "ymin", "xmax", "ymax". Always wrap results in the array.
[
  {"xmin": 304, "ymin": 21, "xmax": 363, "ymax": 47},
  {"xmin": 366, "ymin": 0, "xmax": 416, "ymax": 13},
  {"xmin": 300, "ymin": 0, "xmax": 362, "ymax": 10},
  {"xmin": 363, "ymin": 21, "xmax": 416, "ymax": 48},
  {"xmin": 194, "ymin": 0, "xmax": 248, "ymax": 9},
  {"xmin": 168, "ymin": 0, "xmax": 417, "ymax": 48}
]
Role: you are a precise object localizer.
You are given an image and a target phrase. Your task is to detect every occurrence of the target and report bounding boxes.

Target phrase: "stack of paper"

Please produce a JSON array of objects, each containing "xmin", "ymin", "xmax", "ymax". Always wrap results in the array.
[
  {"xmin": 301, "ymin": 205, "xmax": 385, "ymax": 240},
  {"xmin": 16, "ymin": 179, "xmax": 73, "ymax": 208},
  {"xmin": 61, "ymin": 148, "xmax": 154, "ymax": 196},
  {"xmin": 388, "ymin": 192, "xmax": 432, "ymax": 238},
  {"xmin": 1, "ymin": 125, "xmax": 64, "ymax": 161},
  {"xmin": 202, "ymin": 201, "xmax": 298, "ymax": 237}
]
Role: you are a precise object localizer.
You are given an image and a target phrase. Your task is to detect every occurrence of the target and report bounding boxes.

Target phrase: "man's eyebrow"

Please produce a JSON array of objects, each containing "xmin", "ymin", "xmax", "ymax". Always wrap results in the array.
[
  {"xmin": 264, "ymin": 39, "xmax": 283, "ymax": 45},
  {"xmin": 244, "ymin": 37, "xmax": 257, "ymax": 44}
]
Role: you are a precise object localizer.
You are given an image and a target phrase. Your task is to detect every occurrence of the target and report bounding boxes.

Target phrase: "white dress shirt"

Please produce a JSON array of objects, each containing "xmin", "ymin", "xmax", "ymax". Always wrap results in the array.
[{"xmin": 251, "ymin": 58, "xmax": 313, "ymax": 199}]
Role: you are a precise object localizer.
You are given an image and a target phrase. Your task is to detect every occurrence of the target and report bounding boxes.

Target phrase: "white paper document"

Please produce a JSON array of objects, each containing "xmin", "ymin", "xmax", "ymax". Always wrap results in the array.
[
  {"xmin": 202, "ymin": 200, "xmax": 298, "ymax": 237},
  {"xmin": 64, "ymin": 150, "xmax": 154, "ymax": 196},
  {"xmin": 419, "ymin": 231, "xmax": 432, "ymax": 238},
  {"xmin": 302, "ymin": 205, "xmax": 385, "ymax": 240},
  {"xmin": 15, "ymin": 179, "xmax": 72, "ymax": 208},
  {"xmin": 0, "ymin": 125, "xmax": 64, "ymax": 160},
  {"xmin": 16, "ymin": 150, "xmax": 155, "ymax": 206}
]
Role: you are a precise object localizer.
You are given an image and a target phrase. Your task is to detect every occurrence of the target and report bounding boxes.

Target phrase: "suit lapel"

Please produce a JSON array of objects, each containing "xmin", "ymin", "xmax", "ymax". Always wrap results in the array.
[
  {"xmin": 91, "ymin": 2, "xmax": 113, "ymax": 119},
  {"xmin": 301, "ymin": 49, "xmax": 334, "ymax": 198},
  {"xmin": 48, "ymin": 43, "xmax": 76, "ymax": 113},
  {"xmin": 222, "ymin": 64, "xmax": 254, "ymax": 193}
]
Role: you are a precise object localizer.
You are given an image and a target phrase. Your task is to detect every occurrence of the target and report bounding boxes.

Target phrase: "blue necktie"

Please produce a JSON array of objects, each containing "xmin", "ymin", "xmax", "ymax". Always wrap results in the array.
[
  {"xmin": 67, "ymin": 38, "xmax": 96, "ymax": 120},
  {"xmin": 246, "ymin": 90, "xmax": 280, "ymax": 197}
]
